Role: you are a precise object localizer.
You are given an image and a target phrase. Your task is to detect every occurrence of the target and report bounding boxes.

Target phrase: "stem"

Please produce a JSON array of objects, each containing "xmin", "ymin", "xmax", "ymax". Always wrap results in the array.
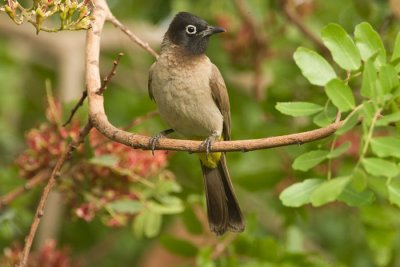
[
  {"xmin": 354, "ymin": 108, "xmax": 382, "ymax": 170},
  {"xmin": 17, "ymin": 121, "xmax": 92, "ymax": 267},
  {"xmin": 327, "ymin": 136, "xmax": 337, "ymax": 180}
]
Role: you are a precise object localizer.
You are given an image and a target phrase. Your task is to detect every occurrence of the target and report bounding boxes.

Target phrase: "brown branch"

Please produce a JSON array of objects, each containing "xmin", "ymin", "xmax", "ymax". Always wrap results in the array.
[
  {"xmin": 107, "ymin": 14, "xmax": 159, "ymax": 58},
  {"xmin": 212, "ymin": 233, "xmax": 237, "ymax": 259},
  {"xmin": 92, "ymin": 110, "xmax": 159, "ymax": 150},
  {"xmin": 233, "ymin": 0, "xmax": 266, "ymax": 45},
  {"xmin": 233, "ymin": 0, "xmax": 268, "ymax": 100},
  {"xmin": 86, "ymin": 0, "xmax": 343, "ymax": 155},
  {"xmin": 63, "ymin": 52, "xmax": 123, "ymax": 126},
  {"xmin": 281, "ymin": 1, "xmax": 329, "ymax": 54},
  {"xmin": 16, "ymin": 121, "xmax": 92, "ymax": 267},
  {"xmin": 63, "ymin": 90, "xmax": 87, "ymax": 126},
  {"xmin": 0, "ymin": 169, "xmax": 51, "ymax": 210},
  {"xmin": 97, "ymin": 52, "xmax": 124, "ymax": 95},
  {"xmin": 17, "ymin": 27, "xmax": 127, "ymax": 265},
  {"xmin": 17, "ymin": 36, "xmax": 131, "ymax": 265}
]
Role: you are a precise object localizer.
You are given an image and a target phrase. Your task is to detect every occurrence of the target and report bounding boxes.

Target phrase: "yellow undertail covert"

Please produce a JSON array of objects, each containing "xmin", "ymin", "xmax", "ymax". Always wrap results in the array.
[
  {"xmin": 198, "ymin": 135, "xmax": 223, "ymax": 168},
  {"xmin": 199, "ymin": 152, "xmax": 222, "ymax": 168}
]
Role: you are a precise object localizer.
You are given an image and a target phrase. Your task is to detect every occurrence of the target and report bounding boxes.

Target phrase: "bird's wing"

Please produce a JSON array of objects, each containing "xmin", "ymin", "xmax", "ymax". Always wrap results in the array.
[
  {"xmin": 210, "ymin": 64, "xmax": 231, "ymax": 140},
  {"xmin": 148, "ymin": 62, "xmax": 156, "ymax": 101}
]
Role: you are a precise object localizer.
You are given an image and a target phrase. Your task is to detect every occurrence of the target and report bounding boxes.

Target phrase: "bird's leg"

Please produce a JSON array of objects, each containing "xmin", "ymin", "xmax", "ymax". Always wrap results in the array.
[
  {"xmin": 149, "ymin": 128, "xmax": 174, "ymax": 155},
  {"xmin": 201, "ymin": 131, "xmax": 219, "ymax": 159}
]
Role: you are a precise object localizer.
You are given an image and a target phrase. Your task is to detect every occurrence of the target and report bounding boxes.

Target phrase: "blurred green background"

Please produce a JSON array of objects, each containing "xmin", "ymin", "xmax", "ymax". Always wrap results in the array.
[{"xmin": 1, "ymin": 0, "xmax": 400, "ymax": 266}]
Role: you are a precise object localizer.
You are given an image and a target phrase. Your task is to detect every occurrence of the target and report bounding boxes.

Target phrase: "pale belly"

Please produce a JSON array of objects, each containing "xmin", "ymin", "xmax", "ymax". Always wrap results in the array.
[{"xmin": 152, "ymin": 78, "xmax": 223, "ymax": 139}]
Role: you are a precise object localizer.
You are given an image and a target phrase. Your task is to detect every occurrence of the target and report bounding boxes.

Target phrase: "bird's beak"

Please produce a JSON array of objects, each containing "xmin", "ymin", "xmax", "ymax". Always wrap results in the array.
[{"xmin": 200, "ymin": 25, "xmax": 226, "ymax": 37}]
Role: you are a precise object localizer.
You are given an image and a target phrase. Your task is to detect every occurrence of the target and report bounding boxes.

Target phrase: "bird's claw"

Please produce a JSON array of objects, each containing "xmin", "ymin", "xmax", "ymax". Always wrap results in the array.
[
  {"xmin": 201, "ymin": 132, "xmax": 219, "ymax": 160},
  {"xmin": 149, "ymin": 129, "xmax": 174, "ymax": 155},
  {"xmin": 149, "ymin": 134, "xmax": 163, "ymax": 155}
]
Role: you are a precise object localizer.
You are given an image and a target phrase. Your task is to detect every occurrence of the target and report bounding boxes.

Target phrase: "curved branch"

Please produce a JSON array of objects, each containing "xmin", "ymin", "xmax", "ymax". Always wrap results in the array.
[
  {"xmin": 0, "ymin": 169, "xmax": 51, "ymax": 210},
  {"xmin": 87, "ymin": 0, "xmax": 343, "ymax": 155}
]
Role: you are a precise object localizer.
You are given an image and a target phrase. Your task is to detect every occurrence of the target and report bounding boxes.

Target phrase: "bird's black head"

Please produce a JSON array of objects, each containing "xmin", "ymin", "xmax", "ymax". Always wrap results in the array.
[{"xmin": 166, "ymin": 12, "xmax": 225, "ymax": 56}]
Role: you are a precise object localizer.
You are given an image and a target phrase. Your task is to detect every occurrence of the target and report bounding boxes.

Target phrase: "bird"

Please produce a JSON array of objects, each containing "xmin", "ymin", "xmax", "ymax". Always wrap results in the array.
[{"xmin": 148, "ymin": 12, "xmax": 244, "ymax": 235}]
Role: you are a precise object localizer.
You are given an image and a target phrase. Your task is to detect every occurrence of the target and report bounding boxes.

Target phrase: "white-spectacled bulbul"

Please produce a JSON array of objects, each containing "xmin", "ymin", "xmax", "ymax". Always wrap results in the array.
[{"xmin": 148, "ymin": 12, "xmax": 244, "ymax": 235}]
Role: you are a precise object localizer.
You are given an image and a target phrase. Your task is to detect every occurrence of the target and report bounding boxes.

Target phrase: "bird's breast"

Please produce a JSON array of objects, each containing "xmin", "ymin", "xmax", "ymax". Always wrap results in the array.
[{"xmin": 151, "ymin": 56, "xmax": 223, "ymax": 138}]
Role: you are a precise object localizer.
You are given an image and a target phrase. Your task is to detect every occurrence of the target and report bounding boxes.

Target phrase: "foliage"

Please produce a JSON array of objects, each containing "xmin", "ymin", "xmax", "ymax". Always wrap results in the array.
[
  {"xmin": 2, "ymin": 0, "xmax": 400, "ymax": 267},
  {"xmin": 0, "ymin": 0, "xmax": 94, "ymax": 33},
  {"xmin": 279, "ymin": 22, "xmax": 400, "ymax": 209}
]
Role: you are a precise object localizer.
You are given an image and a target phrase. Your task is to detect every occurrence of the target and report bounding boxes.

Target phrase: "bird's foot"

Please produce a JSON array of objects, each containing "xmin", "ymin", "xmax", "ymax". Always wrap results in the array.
[
  {"xmin": 201, "ymin": 131, "xmax": 219, "ymax": 159},
  {"xmin": 149, "ymin": 129, "xmax": 174, "ymax": 155}
]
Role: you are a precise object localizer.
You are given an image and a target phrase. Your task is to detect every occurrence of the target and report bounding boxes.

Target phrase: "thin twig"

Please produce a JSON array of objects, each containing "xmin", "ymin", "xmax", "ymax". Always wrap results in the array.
[
  {"xmin": 281, "ymin": 1, "xmax": 329, "ymax": 54},
  {"xmin": 233, "ymin": 0, "xmax": 266, "ymax": 45},
  {"xmin": 16, "ymin": 121, "xmax": 93, "ymax": 267},
  {"xmin": 107, "ymin": 15, "xmax": 159, "ymax": 59},
  {"xmin": 0, "ymin": 169, "xmax": 51, "ymax": 210},
  {"xmin": 63, "ymin": 52, "xmax": 123, "ymax": 126},
  {"xmin": 63, "ymin": 90, "xmax": 87, "ymax": 126},
  {"xmin": 17, "ymin": 38, "xmax": 125, "ymax": 267},
  {"xmin": 97, "ymin": 52, "xmax": 124, "ymax": 95},
  {"xmin": 212, "ymin": 233, "xmax": 237, "ymax": 259},
  {"xmin": 233, "ymin": 0, "xmax": 268, "ymax": 100}
]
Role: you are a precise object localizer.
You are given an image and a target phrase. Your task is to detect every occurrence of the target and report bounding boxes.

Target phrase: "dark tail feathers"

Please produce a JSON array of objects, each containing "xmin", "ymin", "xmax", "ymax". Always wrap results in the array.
[{"xmin": 200, "ymin": 154, "xmax": 244, "ymax": 235}]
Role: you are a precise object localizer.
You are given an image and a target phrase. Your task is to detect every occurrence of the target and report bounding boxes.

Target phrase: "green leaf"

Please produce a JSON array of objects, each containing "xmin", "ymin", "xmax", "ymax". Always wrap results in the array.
[
  {"xmin": 197, "ymin": 247, "xmax": 216, "ymax": 267},
  {"xmin": 292, "ymin": 150, "xmax": 329, "ymax": 171},
  {"xmin": 335, "ymin": 109, "xmax": 360, "ymax": 135},
  {"xmin": 154, "ymin": 180, "xmax": 182, "ymax": 196},
  {"xmin": 286, "ymin": 226, "xmax": 304, "ymax": 253},
  {"xmin": 107, "ymin": 200, "xmax": 144, "ymax": 214},
  {"xmin": 376, "ymin": 112, "xmax": 400, "ymax": 126},
  {"xmin": 388, "ymin": 179, "xmax": 400, "ymax": 208},
  {"xmin": 351, "ymin": 168, "xmax": 368, "ymax": 192},
  {"xmin": 310, "ymin": 176, "xmax": 351, "ymax": 206},
  {"xmin": 371, "ymin": 137, "xmax": 400, "ymax": 158},
  {"xmin": 293, "ymin": 47, "xmax": 337, "ymax": 86},
  {"xmin": 361, "ymin": 59, "xmax": 378, "ymax": 99},
  {"xmin": 133, "ymin": 212, "xmax": 146, "ymax": 238},
  {"xmin": 327, "ymin": 141, "xmax": 351, "ymax": 159},
  {"xmin": 362, "ymin": 101, "xmax": 378, "ymax": 126},
  {"xmin": 325, "ymin": 79, "xmax": 356, "ymax": 112},
  {"xmin": 144, "ymin": 211, "xmax": 162, "ymax": 238},
  {"xmin": 354, "ymin": 22, "xmax": 386, "ymax": 66},
  {"xmin": 88, "ymin": 154, "xmax": 118, "ymax": 167},
  {"xmin": 361, "ymin": 206, "xmax": 400, "ymax": 228},
  {"xmin": 321, "ymin": 23, "xmax": 361, "ymax": 71},
  {"xmin": 379, "ymin": 64, "xmax": 399, "ymax": 93},
  {"xmin": 365, "ymin": 228, "xmax": 395, "ymax": 266},
  {"xmin": 313, "ymin": 106, "xmax": 337, "ymax": 127},
  {"xmin": 279, "ymin": 179, "xmax": 323, "ymax": 207},
  {"xmin": 275, "ymin": 102, "xmax": 323, "ymax": 117},
  {"xmin": 133, "ymin": 210, "xmax": 162, "ymax": 238},
  {"xmin": 148, "ymin": 200, "xmax": 184, "ymax": 214},
  {"xmin": 393, "ymin": 57, "xmax": 400, "ymax": 73},
  {"xmin": 391, "ymin": 32, "xmax": 400, "ymax": 62},
  {"xmin": 362, "ymin": 158, "xmax": 400, "ymax": 178},
  {"xmin": 338, "ymin": 186, "xmax": 375, "ymax": 207},
  {"xmin": 160, "ymin": 236, "xmax": 198, "ymax": 257}
]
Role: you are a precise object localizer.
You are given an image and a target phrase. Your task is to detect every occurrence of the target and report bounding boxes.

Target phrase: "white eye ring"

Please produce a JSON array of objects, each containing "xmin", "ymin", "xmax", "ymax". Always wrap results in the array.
[{"xmin": 185, "ymin": 25, "xmax": 197, "ymax": 35}]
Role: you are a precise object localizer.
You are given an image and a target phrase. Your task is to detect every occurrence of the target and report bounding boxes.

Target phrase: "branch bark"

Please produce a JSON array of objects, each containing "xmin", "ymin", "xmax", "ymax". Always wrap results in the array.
[
  {"xmin": 0, "ymin": 169, "xmax": 51, "ymax": 210},
  {"xmin": 16, "ymin": 122, "xmax": 92, "ymax": 267},
  {"xmin": 86, "ymin": 0, "xmax": 343, "ymax": 155},
  {"xmin": 281, "ymin": 1, "xmax": 329, "ymax": 54}
]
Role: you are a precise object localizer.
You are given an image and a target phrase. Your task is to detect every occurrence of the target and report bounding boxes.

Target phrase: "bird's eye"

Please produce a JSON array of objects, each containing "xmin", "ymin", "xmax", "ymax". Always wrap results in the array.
[{"xmin": 185, "ymin": 25, "xmax": 197, "ymax": 35}]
